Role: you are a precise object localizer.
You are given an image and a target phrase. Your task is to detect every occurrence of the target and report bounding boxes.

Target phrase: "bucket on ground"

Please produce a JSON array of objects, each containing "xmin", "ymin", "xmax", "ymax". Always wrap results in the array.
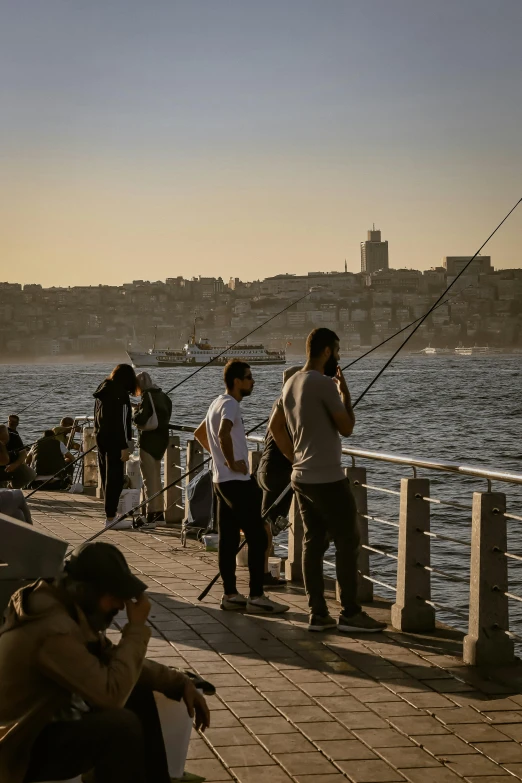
[
  {"xmin": 202, "ymin": 533, "xmax": 218, "ymax": 552},
  {"xmin": 268, "ymin": 557, "xmax": 282, "ymax": 578},
  {"xmin": 154, "ymin": 691, "xmax": 193, "ymax": 778},
  {"xmin": 236, "ymin": 535, "xmax": 248, "ymax": 567},
  {"xmin": 125, "ymin": 455, "xmax": 143, "ymax": 490},
  {"xmin": 117, "ymin": 488, "xmax": 140, "ymax": 517}
]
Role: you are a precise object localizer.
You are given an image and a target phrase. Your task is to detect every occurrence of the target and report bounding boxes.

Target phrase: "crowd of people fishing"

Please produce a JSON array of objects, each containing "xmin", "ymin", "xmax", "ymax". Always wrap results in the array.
[
  {"xmin": 1, "ymin": 327, "xmax": 385, "ymax": 631},
  {"xmin": 0, "ymin": 327, "xmax": 387, "ymax": 783}
]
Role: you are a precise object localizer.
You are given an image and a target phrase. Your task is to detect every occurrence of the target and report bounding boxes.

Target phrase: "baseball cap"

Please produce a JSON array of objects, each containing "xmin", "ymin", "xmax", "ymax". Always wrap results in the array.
[{"xmin": 65, "ymin": 541, "xmax": 147, "ymax": 599}]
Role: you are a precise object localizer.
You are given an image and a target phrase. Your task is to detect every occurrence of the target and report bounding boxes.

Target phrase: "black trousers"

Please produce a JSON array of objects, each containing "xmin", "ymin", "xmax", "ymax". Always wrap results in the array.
[
  {"xmin": 24, "ymin": 684, "xmax": 171, "ymax": 783},
  {"xmin": 214, "ymin": 477, "xmax": 267, "ymax": 598},
  {"xmin": 97, "ymin": 445, "xmax": 125, "ymax": 518},
  {"xmin": 293, "ymin": 478, "xmax": 361, "ymax": 618},
  {"xmin": 257, "ymin": 468, "xmax": 293, "ymax": 524}
]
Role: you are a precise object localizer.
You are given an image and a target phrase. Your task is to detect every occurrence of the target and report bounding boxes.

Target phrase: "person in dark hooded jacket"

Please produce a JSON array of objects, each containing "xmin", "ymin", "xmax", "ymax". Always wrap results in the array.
[{"xmin": 94, "ymin": 364, "xmax": 137, "ymax": 529}]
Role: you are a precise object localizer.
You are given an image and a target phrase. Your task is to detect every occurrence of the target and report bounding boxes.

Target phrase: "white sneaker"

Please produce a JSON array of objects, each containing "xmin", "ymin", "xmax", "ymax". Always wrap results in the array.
[
  {"xmin": 105, "ymin": 518, "xmax": 133, "ymax": 530},
  {"xmin": 246, "ymin": 593, "xmax": 290, "ymax": 614},
  {"xmin": 220, "ymin": 593, "xmax": 248, "ymax": 611}
]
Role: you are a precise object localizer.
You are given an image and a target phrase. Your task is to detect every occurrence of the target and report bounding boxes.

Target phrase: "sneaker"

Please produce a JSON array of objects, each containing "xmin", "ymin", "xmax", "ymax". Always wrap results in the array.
[
  {"xmin": 338, "ymin": 610, "xmax": 387, "ymax": 633},
  {"xmin": 105, "ymin": 517, "xmax": 133, "ymax": 530},
  {"xmin": 263, "ymin": 572, "xmax": 287, "ymax": 587},
  {"xmin": 220, "ymin": 593, "xmax": 248, "ymax": 611},
  {"xmin": 246, "ymin": 593, "xmax": 290, "ymax": 614},
  {"xmin": 308, "ymin": 613, "xmax": 338, "ymax": 632}
]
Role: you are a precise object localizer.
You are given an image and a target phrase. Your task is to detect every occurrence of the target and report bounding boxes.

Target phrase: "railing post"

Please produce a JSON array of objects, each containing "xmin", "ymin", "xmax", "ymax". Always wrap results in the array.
[
  {"xmin": 391, "ymin": 478, "xmax": 435, "ymax": 632},
  {"xmin": 345, "ymin": 466, "xmax": 372, "ymax": 603},
  {"xmin": 463, "ymin": 491, "xmax": 514, "ymax": 665},
  {"xmin": 184, "ymin": 439, "xmax": 204, "ymax": 520},
  {"xmin": 248, "ymin": 451, "xmax": 262, "ymax": 475},
  {"xmin": 285, "ymin": 496, "xmax": 303, "ymax": 582},
  {"xmin": 164, "ymin": 435, "xmax": 183, "ymax": 525},
  {"xmin": 82, "ymin": 426, "xmax": 98, "ymax": 496}
]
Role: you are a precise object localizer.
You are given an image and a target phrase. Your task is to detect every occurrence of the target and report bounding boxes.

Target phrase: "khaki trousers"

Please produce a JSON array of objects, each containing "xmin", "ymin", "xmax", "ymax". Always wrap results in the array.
[{"xmin": 139, "ymin": 449, "xmax": 164, "ymax": 513}]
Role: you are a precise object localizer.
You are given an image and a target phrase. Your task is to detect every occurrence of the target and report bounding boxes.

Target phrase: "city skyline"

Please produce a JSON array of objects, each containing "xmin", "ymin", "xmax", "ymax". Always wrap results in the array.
[{"xmin": 2, "ymin": 1, "xmax": 521, "ymax": 287}]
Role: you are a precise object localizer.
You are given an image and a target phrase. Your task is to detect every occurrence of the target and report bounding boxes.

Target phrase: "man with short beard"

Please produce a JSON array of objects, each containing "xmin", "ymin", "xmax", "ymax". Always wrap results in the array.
[
  {"xmin": 271, "ymin": 328, "xmax": 386, "ymax": 634},
  {"xmin": 0, "ymin": 541, "xmax": 210, "ymax": 783},
  {"xmin": 195, "ymin": 359, "xmax": 289, "ymax": 615}
]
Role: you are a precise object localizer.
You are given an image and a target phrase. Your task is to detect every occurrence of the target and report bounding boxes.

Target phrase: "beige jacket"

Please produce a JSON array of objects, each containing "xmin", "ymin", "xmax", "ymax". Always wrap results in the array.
[{"xmin": 0, "ymin": 580, "xmax": 189, "ymax": 783}]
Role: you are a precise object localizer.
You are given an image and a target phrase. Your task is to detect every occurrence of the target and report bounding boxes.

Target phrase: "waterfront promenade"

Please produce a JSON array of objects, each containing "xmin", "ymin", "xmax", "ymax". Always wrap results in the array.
[{"xmin": 30, "ymin": 492, "xmax": 522, "ymax": 783}]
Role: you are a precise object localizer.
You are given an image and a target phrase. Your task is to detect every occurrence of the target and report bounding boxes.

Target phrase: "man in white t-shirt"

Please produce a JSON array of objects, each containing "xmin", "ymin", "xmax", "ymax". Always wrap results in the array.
[{"xmin": 195, "ymin": 360, "xmax": 289, "ymax": 615}]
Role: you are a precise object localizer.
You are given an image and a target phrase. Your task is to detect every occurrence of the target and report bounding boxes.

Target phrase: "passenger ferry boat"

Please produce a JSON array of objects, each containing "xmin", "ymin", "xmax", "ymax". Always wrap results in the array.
[
  {"xmin": 454, "ymin": 345, "xmax": 490, "ymax": 356},
  {"xmin": 127, "ymin": 323, "xmax": 285, "ymax": 368}
]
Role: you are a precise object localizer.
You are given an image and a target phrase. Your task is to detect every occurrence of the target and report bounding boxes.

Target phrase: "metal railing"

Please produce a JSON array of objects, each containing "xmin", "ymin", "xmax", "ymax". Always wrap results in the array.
[{"xmin": 64, "ymin": 418, "xmax": 522, "ymax": 666}]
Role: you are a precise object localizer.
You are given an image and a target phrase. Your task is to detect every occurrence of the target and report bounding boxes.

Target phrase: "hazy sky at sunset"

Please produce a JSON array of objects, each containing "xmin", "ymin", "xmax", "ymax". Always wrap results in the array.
[{"xmin": 1, "ymin": 0, "xmax": 521, "ymax": 286}]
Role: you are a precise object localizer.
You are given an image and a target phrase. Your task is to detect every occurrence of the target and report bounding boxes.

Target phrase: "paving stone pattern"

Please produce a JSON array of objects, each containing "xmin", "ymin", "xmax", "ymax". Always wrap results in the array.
[{"xmin": 30, "ymin": 493, "xmax": 522, "ymax": 783}]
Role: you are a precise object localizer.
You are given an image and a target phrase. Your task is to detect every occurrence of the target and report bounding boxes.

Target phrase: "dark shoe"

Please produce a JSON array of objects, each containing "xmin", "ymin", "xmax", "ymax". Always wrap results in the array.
[
  {"xmin": 263, "ymin": 572, "xmax": 287, "ymax": 587},
  {"xmin": 338, "ymin": 610, "xmax": 387, "ymax": 633},
  {"xmin": 171, "ymin": 773, "xmax": 207, "ymax": 783},
  {"xmin": 308, "ymin": 613, "xmax": 338, "ymax": 632}
]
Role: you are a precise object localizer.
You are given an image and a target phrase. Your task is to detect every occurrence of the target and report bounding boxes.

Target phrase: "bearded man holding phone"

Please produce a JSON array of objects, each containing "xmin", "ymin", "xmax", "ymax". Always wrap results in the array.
[{"xmin": 270, "ymin": 328, "xmax": 386, "ymax": 635}]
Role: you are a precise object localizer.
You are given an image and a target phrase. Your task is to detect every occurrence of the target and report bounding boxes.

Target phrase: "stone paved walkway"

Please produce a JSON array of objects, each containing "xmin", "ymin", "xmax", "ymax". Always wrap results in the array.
[{"xmin": 29, "ymin": 492, "xmax": 522, "ymax": 783}]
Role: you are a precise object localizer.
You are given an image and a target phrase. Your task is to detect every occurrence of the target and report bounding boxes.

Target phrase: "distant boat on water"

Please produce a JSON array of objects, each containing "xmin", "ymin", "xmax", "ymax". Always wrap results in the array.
[
  {"xmin": 127, "ymin": 318, "xmax": 285, "ymax": 368},
  {"xmin": 418, "ymin": 345, "xmax": 451, "ymax": 355},
  {"xmin": 454, "ymin": 345, "xmax": 490, "ymax": 356}
]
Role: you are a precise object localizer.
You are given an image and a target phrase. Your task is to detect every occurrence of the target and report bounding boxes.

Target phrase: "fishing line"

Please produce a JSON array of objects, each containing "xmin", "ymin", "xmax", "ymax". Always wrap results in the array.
[
  {"xmin": 197, "ymin": 199, "xmax": 522, "ymax": 600},
  {"xmin": 164, "ymin": 290, "xmax": 313, "ymax": 396},
  {"xmin": 58, "ymin": 199, "xmax": 522, "ymax": 574},
  {"xmin": 351, "ymin": 196, "xmax": 522, "ymax": 406},
  {"xmin": 59, "ymin": 280, "xmax": 480, "ymax": 558}
]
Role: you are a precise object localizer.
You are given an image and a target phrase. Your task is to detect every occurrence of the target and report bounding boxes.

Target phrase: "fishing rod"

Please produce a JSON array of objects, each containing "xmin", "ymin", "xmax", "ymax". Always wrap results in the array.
[
  {"xmin": 68, "ymin": 198, "xmax": 522, "ymax": 574},
  {"xmin": 340, "ymin": 284, "xmax": 475, "ymax": 373},
  {"xmin": 207, "ymin": 283, "xmax": 476, "ymax": 441},
  {"xmin": 62, "ymin": 284, "xmax": 478, "ymax": 556},
  {"xmin": 197, "ymin": 198, "xmax": 522, "ymax": 601},
  {"xmin": 164, "ymin": 290, "xmax": 313, "ymax": 395},
  {"xmin": 351, "ymin": 196, "xmax": 522, "ymax": 406}
]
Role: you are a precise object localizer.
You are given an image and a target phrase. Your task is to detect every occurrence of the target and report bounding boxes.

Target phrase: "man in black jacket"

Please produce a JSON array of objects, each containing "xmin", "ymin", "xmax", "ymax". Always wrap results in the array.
[{"xmin": 93, "ymin": 364, "xmax": 137, "ymax": 530}]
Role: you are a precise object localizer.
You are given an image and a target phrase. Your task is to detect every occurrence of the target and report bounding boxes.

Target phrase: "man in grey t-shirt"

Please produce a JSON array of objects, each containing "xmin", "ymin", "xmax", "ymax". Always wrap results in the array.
[{"xmin": 271, "ymin": 328, "xmax": 386, "ymax": 634}]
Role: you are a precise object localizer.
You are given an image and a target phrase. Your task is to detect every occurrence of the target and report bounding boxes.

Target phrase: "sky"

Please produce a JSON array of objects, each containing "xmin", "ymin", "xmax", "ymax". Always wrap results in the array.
[{"xmin": 1, "ymin": 0, "xmax": 521, "ymax": 287}]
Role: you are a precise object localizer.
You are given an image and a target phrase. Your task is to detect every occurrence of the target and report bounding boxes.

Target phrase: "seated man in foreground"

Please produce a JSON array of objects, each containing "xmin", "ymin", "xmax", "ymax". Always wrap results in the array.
[{"xmin": 0, "ymin": 541, "xmax": 210, "ymax": 783}]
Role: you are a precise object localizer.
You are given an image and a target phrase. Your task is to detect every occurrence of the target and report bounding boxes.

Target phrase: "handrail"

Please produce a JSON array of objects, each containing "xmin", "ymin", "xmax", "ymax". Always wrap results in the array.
[{"xmin": 168, "ymin": 423, "xmax": 522, "ymax": 487}]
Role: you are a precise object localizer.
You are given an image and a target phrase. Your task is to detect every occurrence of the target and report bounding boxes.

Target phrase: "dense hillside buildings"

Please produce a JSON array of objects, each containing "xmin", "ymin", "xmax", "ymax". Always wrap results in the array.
[{"xmin": 1, "ymin": 258, "xmax": 521, "ymax": 359}]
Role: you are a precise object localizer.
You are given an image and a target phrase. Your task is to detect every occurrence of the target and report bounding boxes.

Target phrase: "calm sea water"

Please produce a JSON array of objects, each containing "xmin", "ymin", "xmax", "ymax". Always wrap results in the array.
[{"xmin": 2, "ymin": 356, "xmax": 522, "ymax": 635}]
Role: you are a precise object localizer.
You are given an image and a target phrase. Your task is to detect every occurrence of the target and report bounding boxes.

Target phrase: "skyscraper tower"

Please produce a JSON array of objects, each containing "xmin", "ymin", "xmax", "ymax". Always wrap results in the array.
[{"xmin": 360, "ymin": 224, "xmax": 389, "ymax": 273}]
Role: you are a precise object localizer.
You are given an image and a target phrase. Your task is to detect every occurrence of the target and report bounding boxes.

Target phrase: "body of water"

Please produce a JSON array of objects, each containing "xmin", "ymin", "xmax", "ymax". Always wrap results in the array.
[{"xmin": 2, "ymin": 355, "xmax": 522, "ymax": 635}]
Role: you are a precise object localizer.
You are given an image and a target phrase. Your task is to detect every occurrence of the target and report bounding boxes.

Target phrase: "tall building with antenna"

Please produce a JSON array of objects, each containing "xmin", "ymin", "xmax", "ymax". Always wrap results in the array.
[{"xmin": 360, "ymin": 225, "xmax": 389, "ymax": 273}]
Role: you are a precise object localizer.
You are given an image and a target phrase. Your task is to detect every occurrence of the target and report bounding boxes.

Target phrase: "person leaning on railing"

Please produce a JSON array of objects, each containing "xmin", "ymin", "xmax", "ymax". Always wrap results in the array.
[{"xmin": 133, "ymin": 371, "xmax": 173, "ymax": 530}]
